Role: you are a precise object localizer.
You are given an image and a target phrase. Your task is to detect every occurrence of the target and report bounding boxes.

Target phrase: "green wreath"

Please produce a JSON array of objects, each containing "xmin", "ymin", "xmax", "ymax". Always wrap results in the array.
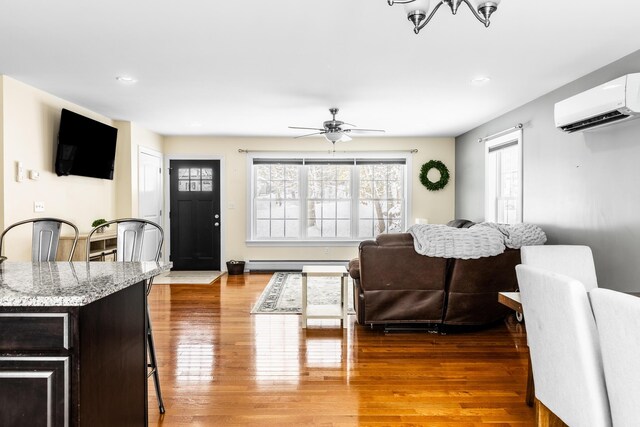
[{"xmin": 420, "ymin": 160, "xmax": 450, "ymax": 191}]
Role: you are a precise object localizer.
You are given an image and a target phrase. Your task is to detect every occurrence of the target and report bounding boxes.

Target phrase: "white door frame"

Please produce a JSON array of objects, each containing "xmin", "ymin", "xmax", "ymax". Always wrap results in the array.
[
  {"xmin": 163, "ymin": 154, "xmax": 225, "ymax": 269},
  {"xmin": 138, "ymin": 146, "xmax": 164, "ymax": 260}
]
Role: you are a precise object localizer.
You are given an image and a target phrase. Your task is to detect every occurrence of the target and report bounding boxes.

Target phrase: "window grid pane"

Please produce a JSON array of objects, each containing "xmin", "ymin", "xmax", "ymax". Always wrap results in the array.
[
  {"xmin": 358, "ymin": 164, "xmax": 404, "ymax": 236},
  {"xmin": 497, "ymin": 145, "xmax": 519, "ymax": 224},
  {"xmin": 254, "ymin": 164, "xmax": 300, "ymax": 238},
  {"xmin": 307, "ymin": 165, "xmax": 352, "ymax": 238}
]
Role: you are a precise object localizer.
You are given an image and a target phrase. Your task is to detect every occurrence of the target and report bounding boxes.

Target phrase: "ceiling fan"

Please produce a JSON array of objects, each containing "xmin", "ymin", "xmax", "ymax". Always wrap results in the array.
[{"xmin": 289, "ymin": 108, "xmax": 385, "ymax": 144}]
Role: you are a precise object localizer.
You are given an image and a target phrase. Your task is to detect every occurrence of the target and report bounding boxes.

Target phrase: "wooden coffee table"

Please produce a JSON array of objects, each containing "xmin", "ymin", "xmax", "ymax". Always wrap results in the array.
[{"xmin": 301, "ymin": 265, "xmax": 349, "ymax": 329}]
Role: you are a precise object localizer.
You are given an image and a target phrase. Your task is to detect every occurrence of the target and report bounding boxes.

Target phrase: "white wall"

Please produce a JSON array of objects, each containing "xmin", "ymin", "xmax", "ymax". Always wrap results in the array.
[{"xmin": 164, "ymin": 136, "xmax": 455, "ymax": 263}]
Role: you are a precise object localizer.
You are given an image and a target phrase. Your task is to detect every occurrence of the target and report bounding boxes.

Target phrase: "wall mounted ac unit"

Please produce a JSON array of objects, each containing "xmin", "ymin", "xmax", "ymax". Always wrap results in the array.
[{"xmin": 554, "ymin": 73, "xmax": 640, "ymax": 133}]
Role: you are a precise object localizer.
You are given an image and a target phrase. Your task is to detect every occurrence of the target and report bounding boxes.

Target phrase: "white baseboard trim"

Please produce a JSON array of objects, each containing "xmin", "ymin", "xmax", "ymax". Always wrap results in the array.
[{"xmin": 247, "ymin": 259, "xmax": 350, "ymax": 272}]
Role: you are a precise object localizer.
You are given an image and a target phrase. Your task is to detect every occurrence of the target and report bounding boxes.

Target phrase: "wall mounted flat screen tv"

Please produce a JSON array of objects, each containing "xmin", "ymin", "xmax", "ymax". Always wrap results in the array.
[{"xmin": 55, "ymin": 109, "xmax": 118, "ymax": 180}]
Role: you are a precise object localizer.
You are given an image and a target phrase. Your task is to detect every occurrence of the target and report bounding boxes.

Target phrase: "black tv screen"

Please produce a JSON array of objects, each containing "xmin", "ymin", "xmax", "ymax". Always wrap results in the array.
[{"xmin": 55, "ymin": 109, "xmax": 118, "ymax": 180}]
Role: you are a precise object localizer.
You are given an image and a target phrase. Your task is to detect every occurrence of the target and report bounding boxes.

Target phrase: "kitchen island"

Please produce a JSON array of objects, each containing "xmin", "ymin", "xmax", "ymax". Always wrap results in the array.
[{"xmin": 0, "ymin": 261, "xmax": 170, "ymax": 427}]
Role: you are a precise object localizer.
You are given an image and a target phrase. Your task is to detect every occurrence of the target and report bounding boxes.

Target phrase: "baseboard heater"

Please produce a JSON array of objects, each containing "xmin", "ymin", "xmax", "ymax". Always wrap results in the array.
[{"xmin": 247, "ymin": 259, "xmax": 350, "ymax": 272}]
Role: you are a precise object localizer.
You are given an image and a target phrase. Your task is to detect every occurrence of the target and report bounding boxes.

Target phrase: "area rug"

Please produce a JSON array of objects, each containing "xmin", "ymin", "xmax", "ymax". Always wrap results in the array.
[
  {"xmin": 153, "ymin": 271, "xmax": 223, "ymax": 285},
  {"xmin": 251, "ymin": 272, "xmax": 355, "ymax": 314}
]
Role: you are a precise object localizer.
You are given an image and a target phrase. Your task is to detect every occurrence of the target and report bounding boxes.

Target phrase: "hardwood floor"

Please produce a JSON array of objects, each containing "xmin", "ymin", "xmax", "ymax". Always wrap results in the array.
[{"xmin": 147, "ymin": 273, "xmax": 534, "ymax": 426}]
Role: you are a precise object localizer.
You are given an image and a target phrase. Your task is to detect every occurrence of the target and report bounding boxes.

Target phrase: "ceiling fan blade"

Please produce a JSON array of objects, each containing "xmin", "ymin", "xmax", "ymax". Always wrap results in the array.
[
  {"xmin": 294, "ymin": 131, "xmax": 326, "ymax": 139},
  {"xmin": 341, "ymin": 122, "xmax": 357, "ymax": 127},
  {"xmin": 344, "ymin": 128, "xmax": 386, "ymax": 133},
  {"xmin": 289, "ymin": 126, "xmax": 325, "ymax": 131}
]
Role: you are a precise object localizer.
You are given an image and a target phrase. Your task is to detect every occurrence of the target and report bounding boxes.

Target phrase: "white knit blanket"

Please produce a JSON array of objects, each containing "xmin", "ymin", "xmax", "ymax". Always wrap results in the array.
[{"xmin": 407, "ymin": 223, "xmax": 547, "ymax": 259}]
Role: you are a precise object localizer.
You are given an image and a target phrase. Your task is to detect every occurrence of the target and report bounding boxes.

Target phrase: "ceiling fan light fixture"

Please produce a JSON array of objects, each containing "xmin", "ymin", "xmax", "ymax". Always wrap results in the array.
[
  {"xmin": 324, "ymin": 131, "xmax": 344, "ymax": 143},
  {"xmin": 290, "ymin": 108, "xmax": 385, "ymax": 144}
]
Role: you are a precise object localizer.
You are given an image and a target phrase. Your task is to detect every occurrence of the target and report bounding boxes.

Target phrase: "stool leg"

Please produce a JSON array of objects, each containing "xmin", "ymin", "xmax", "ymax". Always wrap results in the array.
[{"xmin": 147, "ymin": 305, "xmax": 165, "ymax": 413}]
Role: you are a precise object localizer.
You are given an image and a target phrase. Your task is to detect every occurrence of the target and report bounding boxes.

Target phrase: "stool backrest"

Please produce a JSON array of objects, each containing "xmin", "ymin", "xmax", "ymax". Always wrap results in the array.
[
  {"xmin": 0, "ymin": 218, "xmax": 79, "ymax": 262},
  {"xmin": 86, "ymin": 218, "xmax": 163, "ymax": 262}
]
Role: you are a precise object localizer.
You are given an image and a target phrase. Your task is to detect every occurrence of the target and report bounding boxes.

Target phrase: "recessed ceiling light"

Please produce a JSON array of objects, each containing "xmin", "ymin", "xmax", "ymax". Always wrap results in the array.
[
  {"xmin": 471, "ymin": 76, "xmax": 491, "ymax": 85},
  {"xmin": 115, "ymin": 75, "xmax": 137, "ymax": 84}
]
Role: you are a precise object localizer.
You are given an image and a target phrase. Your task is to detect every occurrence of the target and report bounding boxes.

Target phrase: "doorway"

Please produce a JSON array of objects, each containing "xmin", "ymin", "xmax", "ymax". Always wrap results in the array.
[
  {"xmin": 139, "ymin": 148, "xmax": 163, "ymax": 261},
  {"xmin": 169, "ymin": 159, "xmax": 221, "ymax": 270}
]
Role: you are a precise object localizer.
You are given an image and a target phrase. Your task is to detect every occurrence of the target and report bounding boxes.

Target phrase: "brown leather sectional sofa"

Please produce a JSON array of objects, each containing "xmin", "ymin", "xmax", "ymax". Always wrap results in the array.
[{"xmin": 348, "ymin": 222, "xmax": 521, "ymax": 327}]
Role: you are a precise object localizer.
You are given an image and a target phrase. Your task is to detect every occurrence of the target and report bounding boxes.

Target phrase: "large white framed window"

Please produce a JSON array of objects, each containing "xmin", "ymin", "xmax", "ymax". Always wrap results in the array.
[
  {"xmin": 485, "ymin": 129, "xmax": 523, "ymax": 224},
  {"xmin": 248, "ymin": 153, "xmax": 409, "ymax": 243}
]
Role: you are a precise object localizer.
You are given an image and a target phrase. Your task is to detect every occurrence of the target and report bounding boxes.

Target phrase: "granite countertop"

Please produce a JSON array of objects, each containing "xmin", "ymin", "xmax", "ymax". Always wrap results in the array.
[{"xmin": 0, "ymin": 261, "xmax": 171, "ymax": 307}]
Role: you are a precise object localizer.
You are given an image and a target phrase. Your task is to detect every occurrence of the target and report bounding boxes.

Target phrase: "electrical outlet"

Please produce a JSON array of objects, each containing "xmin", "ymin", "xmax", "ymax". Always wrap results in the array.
[
  {"xmin": 324, "ymin": 247, "xmax": 329, "ymax": 255},
  {"xmin": 34, "ymin": 201, "xmax": 45, "ymax": 212}
]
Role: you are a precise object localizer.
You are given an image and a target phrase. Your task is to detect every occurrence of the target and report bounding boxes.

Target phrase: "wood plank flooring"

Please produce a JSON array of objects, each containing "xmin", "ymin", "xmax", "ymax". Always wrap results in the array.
[{"xmin": 147, "ymin": 273, "xmax": 534, "ymax": 426}]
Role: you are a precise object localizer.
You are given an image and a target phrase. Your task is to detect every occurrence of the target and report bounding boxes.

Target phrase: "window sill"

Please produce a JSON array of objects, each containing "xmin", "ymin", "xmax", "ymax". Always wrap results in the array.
[{"xmin": 246, "ymin": 239, "xmax": 362, "ymax": 247}]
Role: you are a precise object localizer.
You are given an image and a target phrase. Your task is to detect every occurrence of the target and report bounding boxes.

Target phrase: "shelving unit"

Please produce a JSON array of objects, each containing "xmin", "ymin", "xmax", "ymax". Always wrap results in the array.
[{"xmin": 57, "ymin": 232, "xmax": 118, "ymax": 261}]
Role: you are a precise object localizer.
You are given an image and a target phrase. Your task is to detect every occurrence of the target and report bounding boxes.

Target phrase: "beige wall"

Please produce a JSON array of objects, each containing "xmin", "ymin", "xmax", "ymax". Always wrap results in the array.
[
  {"xmin": 114, "ymin": 121, "xmax": 133, "ymax": 219},
  {"xmin": 0, "ymin": 78, "xmax": 4, "ymax": 233},
  {"xmin": 0, "ymin": 75, "xmax": 456, "ymax": 264},
  {"xmin": 114, "ymin": 122, "xmax": 165, "ymax": 219},
  {"xmin": 0, "ymin": 76, "xmax": 164, "ymax": 260},
  {"xmin": 164, "ymin": 136, "xmax": 455, "ymax": 263},
  {"xmin": 1, "ymin": 76, "xmax": 118, "ymax": 259}
]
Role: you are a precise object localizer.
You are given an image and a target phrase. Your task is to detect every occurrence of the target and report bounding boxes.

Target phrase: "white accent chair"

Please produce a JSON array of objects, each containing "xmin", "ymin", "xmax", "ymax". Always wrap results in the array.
[
  {"xmin": 520, "ymin": 245, "xmax": 598, "ymax": 290},
  {"xmin": 590, "ymin": 288, "xmax": 640, "ymax": 427},
  {"xmin": 515, "ymin": 265, "xmax": 611, "ymax": 426}
]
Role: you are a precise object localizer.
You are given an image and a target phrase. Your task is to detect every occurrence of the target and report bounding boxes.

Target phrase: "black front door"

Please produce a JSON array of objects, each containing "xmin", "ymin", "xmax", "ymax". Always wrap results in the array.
[{"xmin": 169, "ymin": 159, "xmax": 221, "ymax": 270}]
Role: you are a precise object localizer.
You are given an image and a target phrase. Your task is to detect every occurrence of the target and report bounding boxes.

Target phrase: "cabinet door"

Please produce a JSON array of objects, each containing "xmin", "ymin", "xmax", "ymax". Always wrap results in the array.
[{"xmin": 0, "ymin": 357, "xmax": 69, "ymax": 427}]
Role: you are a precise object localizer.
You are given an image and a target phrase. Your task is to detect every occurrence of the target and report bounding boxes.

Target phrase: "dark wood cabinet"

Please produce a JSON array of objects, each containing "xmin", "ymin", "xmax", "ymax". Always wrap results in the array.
[
  {"xmin": 0, "ymin": 281, "xmax": 147, "ymax": 427},
  {"xmin": 0, "ymin": 357, "xmax": 69, "ymax": 427}
]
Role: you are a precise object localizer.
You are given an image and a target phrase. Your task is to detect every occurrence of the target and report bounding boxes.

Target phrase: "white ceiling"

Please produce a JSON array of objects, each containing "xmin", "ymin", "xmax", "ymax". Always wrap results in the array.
[{"xmin": 1, "ymin": 0, "xmax": 639, "ymax": 138}]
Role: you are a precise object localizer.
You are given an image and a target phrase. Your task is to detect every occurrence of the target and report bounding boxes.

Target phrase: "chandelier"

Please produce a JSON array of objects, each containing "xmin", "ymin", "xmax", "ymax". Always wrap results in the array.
[{"xmin": 388, "ymin": 0, "xmax": 501, "ymax": 34}]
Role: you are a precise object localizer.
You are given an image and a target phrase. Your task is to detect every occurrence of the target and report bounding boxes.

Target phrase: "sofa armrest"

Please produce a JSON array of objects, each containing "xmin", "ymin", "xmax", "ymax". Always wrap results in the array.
[{"xmin": 348, "ymin": 258, "xmax": 360, "ymax": 280}]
